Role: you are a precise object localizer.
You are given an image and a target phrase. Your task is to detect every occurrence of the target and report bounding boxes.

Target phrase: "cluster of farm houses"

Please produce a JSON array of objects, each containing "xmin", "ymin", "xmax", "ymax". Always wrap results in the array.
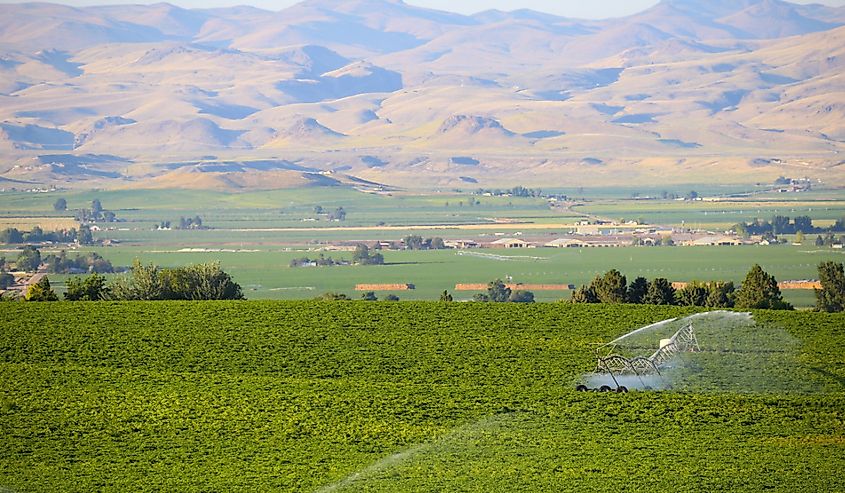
[
  {"xmin": 334, "ymin": 231, "xmax": 748, "ymax": 251},
  {"xmin": 452, "ymin": 234, "xmax": 743, "ymax": 250}
]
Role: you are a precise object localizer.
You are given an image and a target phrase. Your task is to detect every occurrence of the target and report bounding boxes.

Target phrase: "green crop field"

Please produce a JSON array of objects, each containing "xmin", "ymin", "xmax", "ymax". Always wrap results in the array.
[
  {"xmin": 0, "ymin": 189, "xmax": 563, "ymax": 231},
  {"xmin": 1, "ymin": 302, "xmax": 843, "ymax": 491}
]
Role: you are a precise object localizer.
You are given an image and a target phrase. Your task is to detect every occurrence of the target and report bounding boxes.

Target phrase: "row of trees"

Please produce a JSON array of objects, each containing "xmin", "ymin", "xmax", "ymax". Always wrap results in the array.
[
  {"xmin": 18, "ymin": 275, "xmax": 109, "ymax": 302},
  {"xmin": 313, "ymin": 206, "xmax": 347, "ymax": 221},
  {"xmin": 73, "ymin": 199, "xmax": 118, "ymax": 223},
  {"xmin": 352, "ymin": 245, "xmax": 384, "ymax": 265},
  {"xmin": 314, "ymin": 292, "xmax": 399, "ymax": 301},
  {"xmin": 0, "ymin": 226, "xmax": 93, "ymax": 245},
  {"xmin": 15, "ymin": 261, "xmax": 845, "ymax": 309},
  {"xmin": 814, "ymin": 233, "xmax": 845, "ymax": 247},
  {"xmin": 110, "ymin": 261, "xmax": 243, "ymax": 300},
  {"xmin": 631, "ymin": 236, "xmax": 674, "ymax": 247},
  {"xmin": 289, "ymin": 254, "xmax": 348, "ymax": 268},
  {"xmin": 402, "ymin": 235, "xmax": 447, "ymax": 250},
  {"xmin": 473, "ymin": 186, "xmax": 545, "ymax": 198},
  {"xmin": 155, "ymin": 216, "xmax": 207, "ymax": 230},
  {"xmin": 734, "ymin": 215, "xmax": 845, "ymax": 237},
  {"xmin": 43, "ymin": 251, "xmax": 115, "ymax": 274},
  {"xmin": 472, "ymin": 280, "xmax": 535, "ymax": 303},
  {"xmin": 571, "ymin": 265, "xmax": 792, "ymax": 310},
  {"xmin": 15, "ymin": 261, "xmax": 243, "ymax": 302},
  {"xmin": 0, "ymin": 247, "xmax": 112, "ymax": 274}
]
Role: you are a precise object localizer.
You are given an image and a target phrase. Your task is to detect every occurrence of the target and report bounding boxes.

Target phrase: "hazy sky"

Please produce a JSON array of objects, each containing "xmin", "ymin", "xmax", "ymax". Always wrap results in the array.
[{"xmin": 2, "ymin": 0, "xmax": 845, "ymax": 19}]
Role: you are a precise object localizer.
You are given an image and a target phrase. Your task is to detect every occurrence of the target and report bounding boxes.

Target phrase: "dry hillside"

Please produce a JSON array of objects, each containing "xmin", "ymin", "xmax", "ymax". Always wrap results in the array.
[{"xmin": 0, "ymin": 0, "xmax": 843, "ymax": 189}]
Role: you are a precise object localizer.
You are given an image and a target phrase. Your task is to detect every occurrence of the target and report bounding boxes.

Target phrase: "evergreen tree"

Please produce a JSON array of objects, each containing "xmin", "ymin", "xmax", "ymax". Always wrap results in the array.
[
  {"xmin": 439, "ymin": 290, "xmax": 453, "ymax": 302},
  {"xmin": 592, "ymin": 269, "xmax": 627, "ymax": 303},
  {"xmin": 361, "ymin": 291, "xmax": 378, "ymax": 301},
  {"xmin": 53, "ymin": 198, "xmax": 67, "ymax": 211},
  {"xmin": 571, "ymin": 285, "xmax": 599, "ymax": 303},
  {"xmin": 735, "ymin": 264, "xmax": 792, "ymax": 310},
  {"xmin": 644, "ymin": 278, "xmax": 676, "ymax": 305},
  {"xmin": 627, "ymin": 277, "xmax": 649, "ymax": 304},
  {"xmin": 705, "ymin": 282, "xmax": 736, "ymax": 308},
  {"xmin": 816, "ymin": 261, "xmax": 845, "ymax": 313},
  {"xmin": 677, "ymin": 282, "xmax": 708, "ymax": 306}
]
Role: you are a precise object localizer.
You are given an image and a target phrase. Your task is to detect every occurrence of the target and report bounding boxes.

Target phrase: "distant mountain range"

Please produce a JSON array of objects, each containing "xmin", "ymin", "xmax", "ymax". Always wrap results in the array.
[{"xmin": 1, "ymin": 0, "xmax": 844, "ymax": 190}]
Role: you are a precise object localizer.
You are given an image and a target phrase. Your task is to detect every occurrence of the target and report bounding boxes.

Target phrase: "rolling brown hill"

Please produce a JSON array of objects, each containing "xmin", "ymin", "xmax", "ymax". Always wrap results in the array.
[{"xmin": 0, "ymin": 0, "xmax": 843, "ymax": 190}]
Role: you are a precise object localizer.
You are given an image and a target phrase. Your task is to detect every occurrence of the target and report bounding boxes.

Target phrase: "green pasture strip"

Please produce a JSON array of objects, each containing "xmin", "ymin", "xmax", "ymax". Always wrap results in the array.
[
  {"xmin": 43, "ymin": 245, "xmax": 845, "ymax": 304},
  {"xmin": 576, "ymin": 200, "xmax": 845, "ymax": 228},
  {"xmin": 542, "ymin": 184, "xmax": 770, "ymax": 199},
  {"xmin": 0, "ymin": 303, "xmax": 843, "ymax": 491}
]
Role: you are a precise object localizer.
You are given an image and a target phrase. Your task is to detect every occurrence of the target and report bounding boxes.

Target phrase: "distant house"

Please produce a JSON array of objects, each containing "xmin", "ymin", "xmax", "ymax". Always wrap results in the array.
[
  {"xmin": 491, "ymin": 238, "xmax": 530, "ymax": 249},
  {"xmin": 546, "ymin": 238, "xmax": 588, "ymax": 248},
  {"xmin": 688, "ymin": 235, "xmax": 743, "ymax": 246},
  {"xmin": 546, "ymin": 236, "xmax": 629, "ymax": 248},
  {"xmin": 445, "ymin": 239, "xmax": 479, "ymax": 249}
]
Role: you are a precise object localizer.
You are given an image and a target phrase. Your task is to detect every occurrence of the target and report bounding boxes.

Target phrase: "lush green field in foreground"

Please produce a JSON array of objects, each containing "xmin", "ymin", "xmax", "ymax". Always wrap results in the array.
[{"xmin": 1, "ymin": 303, "xmax": 843, "ymax": 491}]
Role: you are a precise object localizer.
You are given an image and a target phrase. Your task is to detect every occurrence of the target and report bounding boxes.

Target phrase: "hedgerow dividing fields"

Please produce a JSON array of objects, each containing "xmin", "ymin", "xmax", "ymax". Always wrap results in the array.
[{"xmin": 1, "ymin": 303, "xmax": 844, "ymax": 491}]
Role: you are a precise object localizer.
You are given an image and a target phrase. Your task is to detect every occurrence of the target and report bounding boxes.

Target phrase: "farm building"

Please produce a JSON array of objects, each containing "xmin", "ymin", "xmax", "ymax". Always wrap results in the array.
[
  {"xmin": 444, "ymin": 239, "xmax": 480, "ymax": 249},
  {"xmin": 546, "ymin": 238, "xmax": 588, "ymax": 248},
  {"xmin": 546, "ymin": 236, "xmax": 630, "ymax": 248},
  {"xmin": 491, "ymin": 238, "xmax": 531, "ymax": 249},
  {"xmin": 686, "ymin": 235, "xmax": 743, "ymax": 246}
]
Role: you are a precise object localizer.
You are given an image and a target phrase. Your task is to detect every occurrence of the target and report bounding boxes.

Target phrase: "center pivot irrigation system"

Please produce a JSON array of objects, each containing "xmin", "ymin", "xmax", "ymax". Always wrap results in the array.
[{"xmin": 576, "ymin": 320, "xmax": 701, "ymax": 393}]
